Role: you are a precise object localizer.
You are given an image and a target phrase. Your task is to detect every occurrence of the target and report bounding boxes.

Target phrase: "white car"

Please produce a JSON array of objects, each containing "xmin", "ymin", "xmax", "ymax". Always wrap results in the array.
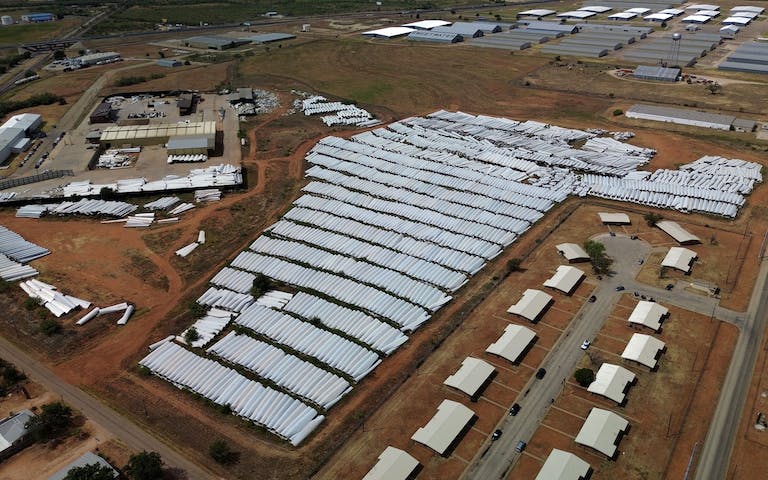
[{"xmin": 580, "ymin": 340, "xmax": 591, "ymax": 350}]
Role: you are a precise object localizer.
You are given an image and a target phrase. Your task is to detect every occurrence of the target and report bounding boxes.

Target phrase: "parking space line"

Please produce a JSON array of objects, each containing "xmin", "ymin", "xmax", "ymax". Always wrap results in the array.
[
  {"xmin": 479, "ymin": 396, "xmax": 506, "ymax": 410},
  {"xmin": 490, "ymin": 380, "xmax": 519, "ymax": 393},
  {"xmin": 521, "ymin": 451, "xmax": 544, "ymax": 462},
  {"xmin": 589, "ymin": 345, "xmax": 621, "ymax": 357},
  {"xmin": 483, "ymin": 358, "xmax": 519, "ymax": 374},
  {"xmin": 539, "ymin": 421, "xmax": 575, "ymax": 440},
  {"xmin": 452, "ymin": 454, "xmax": 470, "ymax": 464},
  {"xmin": 537, "ymin": 322, "xmax": 564, "ymax": 332},
  {"xmin": 471, "ymin": 426, "xmax": 489, "ymax": 436},
  {"xmin": 550, "ymin": 405, "xmax": 587, "ymax": 421}
]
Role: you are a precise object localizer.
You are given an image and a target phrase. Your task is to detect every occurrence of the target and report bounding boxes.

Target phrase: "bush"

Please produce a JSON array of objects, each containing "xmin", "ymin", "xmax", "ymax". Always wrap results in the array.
[
  {"xmin": 25, "ymin": 402, "xmax": 72, "ymax": 442},
  {"xmin": 63, "ymin": 462, "xmax": 116, "ymax": 480},
  {"xmin": 24, "ymin": 297, "xmax": 41, "ymax": 311},
  {"xmin": 184, "ymin": 326, "xmax": 200, "ymax": 345},
  {"xmin": 209, "ymin": 439, "xmax": 239, "ymax": 465},
  {"xmin": 644, "ymin": 212, "xmax": 663, "ymax": 227},
  {"xmin": 39, "ymin": 318, "xmax": 61, "ymax": 336},
  {"xmin": 125, "ymin": 451, "xmax": 163, "ymax": 480},
  {"xmin": 574, "ymin": 368, "xmax": 595, "ymax": 387},
  {"xmin": 249, "ymin": 273, "xmax": 272, "ymax": 298},
  {"xmin": 613, "ymin": 109, "xmax": 623, "ymax": 116},
  {"xmin": 188, "ymin": 302, "xmax": 207, "ymax": 318},
  {"xmin": 114, "ymin": 76, "xmax": 147, "ymax": 87},
  {"xmin": 99, "ymin": 186, "xmax": 117, "ymax": 200},
  {"xmin": 506, "ymin": 258, "xmax": 522, "ymax": 274}
]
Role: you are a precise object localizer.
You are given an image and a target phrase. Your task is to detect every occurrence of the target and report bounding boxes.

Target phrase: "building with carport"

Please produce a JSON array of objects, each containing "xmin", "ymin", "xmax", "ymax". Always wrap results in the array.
[
  {"xmin": 543, "ymin": 265, "xmax": 585, "ymax": 295},
  {"xmin": 556, "ymin": 243, "xmax": 590, "ymax": 263},
  {"xmin": 507, "ymin": 289, "xmax": 553, "ymax": 322},
  {"xmin": 362, "ymin": 446, "xmax": 419, "ymax": 480},
  {"xmin": 598, "ymin": 212, "xmax": 631, "ymax": 224},
  {"xmin": 574, "ymin": 408, "xmax": 630, "ymax": 458},
  {"xmin": 628, "ymin": 300, "xmax": 669, "ymax": 331},
  {"xmin": 411, "ymin": 399, "xmax": 475, "ymax": 455},
  {"xmin": 535, "ymin": 449, "xmax": 591, "ymax": 480},
  {"xmin": 662, "ymin": 247, "xmax": 698, "ymax": 273},
  {"xmin": 486, "ymin": 324, "xmax": 536, "ymax": 363},
  {"xmin": 587, "ymin": 364, "xmax": 636, "ymax": 404},
  {"xmin": 622, "ymin": 333, "xmax": 665, "ymax": 369},
  {"xmin": 443, "ymin": 357, "xmax": 495, "ymax": 398}
]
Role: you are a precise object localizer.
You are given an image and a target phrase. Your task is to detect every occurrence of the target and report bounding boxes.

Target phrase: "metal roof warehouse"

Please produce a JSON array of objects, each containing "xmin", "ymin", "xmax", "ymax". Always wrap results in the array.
[
  {"xmin": 656, "ymin": 220, "xmax": 701, "ymax": 244},
  {"xmin": 626, "ymin": 104, "xmax": 736, "ymax": 131},
  {"xmin": 587, "ymin": 363, "xmax": 636, "ymax": 404},
  {"xmin": 411, "ymin": 399, "xmax": 475, "ymax": 455},
  {"xmin": 628, "ymin": 300, "xmax": 669, "ymax": 331},
  {"xmin": 507, "ymin": 289, "xmax": 553, "ymax": 322},
  {"xmin": 443, "ymin": 357, "xmax": 495, "ymax": 397},
  {"xmin": 575, "ymin": 408, "xmax": 630, "ymax": 458},
  {"xmin": 535, "ymin": 449, "xmax": 591, "ymax": 480},
  {"xmin": 543, "ymin": 265, "xmax": 585, "ymax": 295},
  {"xmin": 362, "ymin": 447, "xmax": 419, "ymax": 480},
  {"xmin": 622, "ymin": 333, "xmax": 665, "ymax": 369},
  {"xmin": 486, "ymin": 324, "xmax": 536, "ymax": 363},
  {"xmin": 100, "ymin": 121, "xmax": 216, "ymax": 146}
]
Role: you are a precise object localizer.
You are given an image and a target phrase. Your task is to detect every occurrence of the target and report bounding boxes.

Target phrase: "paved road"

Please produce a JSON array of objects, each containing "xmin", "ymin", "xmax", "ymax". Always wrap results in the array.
[
  {"xmin": 0, "ymin": 335, "xmax": 217, "ymax": 479},
  {"xmin": 694, "ymin": 258, "xmax": 768, "ymax": 480},
  {"xmin": 463, "ymin": 234, "xmax": 745, "ymax": 479}
]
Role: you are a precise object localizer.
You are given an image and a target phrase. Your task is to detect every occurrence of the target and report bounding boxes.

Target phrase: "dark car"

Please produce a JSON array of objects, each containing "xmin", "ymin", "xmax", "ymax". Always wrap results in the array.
[
  {"xmin": 509, "ymin": 403, "xmax": 521, "ymax": 416},
  {"xmin": 615, "ymin": 285, "xmax": 625, "ymax": 291},
  {"xmin": 515, "ymin": 440, "xmax": 527, "ymax": 453},
  {"xmin": 536, "ymin": 368, "xmax": 547, "ymax": 379},
  {"xmin": 665, "ymin": 284, "xmax": 674, "ymax": 290},
  {"xmin": 492, "ymin": 429, "xmax": 502, "ymax": 441},
  {"xmin": 588, "ymin": 295, "xmax": 596, "ymax": 303}
]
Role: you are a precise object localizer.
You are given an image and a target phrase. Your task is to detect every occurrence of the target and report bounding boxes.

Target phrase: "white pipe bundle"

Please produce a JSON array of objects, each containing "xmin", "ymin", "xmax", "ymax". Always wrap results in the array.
[
  {"xmin": 117, "ymin": 304, "xmax": 134, "ymax": 325},
  {"xmin": 148, "ymin": 335, "xmax": 175, "ymax": 351},
  {"xmin": 168, "ymin": 203, "xmax": 195, "ymax": 216},
  {"xmin": 157, "ymin": 217, "xmax": 180, "ymax": 224},
  {"xmin": 99, "ymin": 302, "xmax": 129, "ymax": 315},
  {"xmin": 76, "ymin": 308, "xmax": 100, "ymax": 326},
  {"xmin": 20, "ymin": 279, "xmax": 89, "ymax": 317},
  {"xmin": 175, "ymin": 242, "xmax": 199, "ymax": 257},
  {"xmin": 197, "ymin": 230, "xmax": 206, "ymax": 244}
]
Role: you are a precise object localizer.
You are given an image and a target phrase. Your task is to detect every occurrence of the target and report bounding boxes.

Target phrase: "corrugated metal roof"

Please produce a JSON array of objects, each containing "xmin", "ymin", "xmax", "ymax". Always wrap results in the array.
[
  {"xmin": 242, "ymin": 32, "xmax": 296, "ymax": 43},
  {"xmin": 48, "ymin": 452, "xmax": 118, "ymax": 480},
  {"xmin": 633, "ymin": 65, "xmax": 680, "ymax": 81},
  {"xmin": 167, "ymin": 136, "xmax": 211, "ymax": 150}
]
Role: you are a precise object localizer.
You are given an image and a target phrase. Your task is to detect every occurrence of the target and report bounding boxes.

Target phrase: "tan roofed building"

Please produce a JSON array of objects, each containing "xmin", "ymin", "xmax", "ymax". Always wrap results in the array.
[
  {"xmin": 362, "ymin": 446, "xmax": 420, "ymax": 480},
  {"xmin": 535, "ymin": 449, "xmax": 591, "ymax": 480},
  {"xmin": 486, "ymin": 324, "xmax": 536, "ymax": 363},
  {"xmin": 587, "ymin": 363, "xmax": 636, "ymax": 404},
  {"xmin": 444, "ymin": 357, "xmax": 495, "ymax": 398},
  {"xmin": 556, "ymin": 243, "xmax": 590, "ymax": 262},
  {"xmin": 628, "ymin": 301, "xmax": 669, "ymax": 331},
  {"xmin": 507, "ymin": 289, "xmax": 552, "ymax": 322},
  {"xmin": 656, "ymin": 220, "xmax": 701, "ymax": 244},
  {"xmin": 100, "ymin": 121, "xmax": 216, "ymax": 147},
  {"xmin": 662, "ymin": 247, "xmax": 698, "ymax": 273},
  {"xmin": 622, "ymin": 333, "xmax": 666, "ymax": 369},
  {"xmin": 543, "ymin": 265, "xmax": 585, "ymax": 295},
  {"xmin": 575, "ymin": 408, "xmax": 629, "ymax": 458},
  {"xmin": 598, "ymin": 212, "xmax": 631, "ymax": 224},
  {"xmin": 411, "ymin": 399, "xmax": 475, "ymax": 455}
]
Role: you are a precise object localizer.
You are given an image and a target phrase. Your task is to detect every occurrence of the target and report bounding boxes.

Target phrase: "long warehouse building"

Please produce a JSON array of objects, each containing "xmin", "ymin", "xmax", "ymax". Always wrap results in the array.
[{"xmin": 99, "ymin": 121, "xmax": 216, "ymax": 147}]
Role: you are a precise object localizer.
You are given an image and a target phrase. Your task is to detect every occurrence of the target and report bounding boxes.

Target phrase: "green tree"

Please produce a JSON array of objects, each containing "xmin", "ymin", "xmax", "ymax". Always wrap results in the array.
[
  {"xmin": 184, "ymin": 326, "xmax": 200, "ymax": 345},
  {"xmin": 644, "ymin": 212, "xmax": 663, "ymax": 227},
  {"xmin": 63, "ymin": 462, "xmax": 116, "ymax": 480},
  {"xmin": 209, "ymin": 439, "xmax": 239, "ymax": 465},
  {"xmin": 25, "ymin": 402, "xmax": 73, "ymax": 442},
  {"xmin": 188, "ymin": 301, "xmax": 206, "ymax": 318},
  {"xmin": 574, "ymin": 368, "xmax": 595, "ymax": 387},
  {"xmin": 250, "ymin": 273, "xmax": 272, "ymax": 298},
  {"xmin": 506, "ymin": 258, "xmax": 522, "ymax": 274},
  {"xmin": 39, "ymin": 318, "xmax": 61, "ymax": 336},
  {"xmin": 0, "ymin": 278, "xmax": 10, "ymax": 293},
  {"xmin": 584, "ymin": 240, "xmax": 613, "ymax": 275},
  {"xmin": 125, "ymin": 451, "xmax": 163, "ymax": 480},
  {"xmin": 53, "ymin": 50, "xmax": 67, "ymax": 61}
]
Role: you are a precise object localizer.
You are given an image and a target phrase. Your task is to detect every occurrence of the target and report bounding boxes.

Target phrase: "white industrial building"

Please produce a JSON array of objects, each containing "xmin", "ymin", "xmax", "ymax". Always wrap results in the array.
[
  {"xmin": 535, "ymin": 449, "xmax": 591, "ymax": 480},
  {"xmin": 574, "ymin": 408, "xmax": 630, "ymax": 458},
  {"xmin": 722, "ymin": 16, "xmax": 751, "ymax": 26},
  {"xmin": 587, "ymin": 364, "xmax": 636, "ymax": 404},
  {"xmin": 598, "ymin": 212, "xmax": 631, "ymax": 224},
  {"xmin": 0, "ymin": 113, "xmax": 41, "ymax": 165},
  {"xmin": 507, "ymin": 289, "xmax": 553, "ymax": 322},
  {"xmin": 517, "ymin": 9, "xmax": 557, "ymax": 18},
  {"xmin": 402, "ymin": 19, "xmax": 452, "ymax": 30},
  {"xmin": 622, "ymin": 333, "xmax": 665, "ymax": 369},
  {"xmin": 685, "ymin": 4, "xmax": 720, "ymax": 11},
  {"xmin": 411, "ymin": 399, "xmax": 475, "ymax": 455},
  {"xmin": 608, "ymin": 12, "xmax": 638, "ymax": 20},
  {"xmin": 662, "ymin": 247, "xmax": 698, "ymax": 273},
  {"xmin": 74, "ymin": 51, "xmax": 121, "ymax": 66},
  {"xmin": 731, "ymin": 6, "xmax": 764, "ymax": 14},
  {"xmin": 543, "ymin": 265, "xmax": 585, "ymax": 295},
  {"xmin": 444, "ymin": 357, "xmax": 495, "ymax": 398},
  {"xmin": 486, "ymin": 324, "xmax": 536, "ymax": 363},
  {"xmin": 628, "ymin": 301, "xmax": 669, "ymax": 331},
  {"xmin": 579, "ymin": 6, "xmax": 612, "ymax": 13},
  {"xmin": 556, "ymin": 243, "xmax": 590, "ymax": 262},
  {"xmin": 362, "ymin": 27, "xmax": 416, "ymax": 38},
  {"xmin": 656, "ymin": 220, "xmax": 701, "ymax": 244},
  {"xmin": 626, "ymin": 104, "xmax": 737, "ymax": 131},
  {"xmin": 362, "ymin": 446, "xmax": 419, "ymax": 480}
]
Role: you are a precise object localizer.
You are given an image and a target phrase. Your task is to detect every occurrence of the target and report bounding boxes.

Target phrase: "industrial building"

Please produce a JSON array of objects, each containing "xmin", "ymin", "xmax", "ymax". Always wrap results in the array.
[
  {"xmin": 402, "ymin": 19, "xmax": 452, "ymax": 30},
  {"xmin": 443, "ymin": 357, "xmax": 495, "ymax": 398},
  {"xmin": 411, "ymin": 399, "xmax": 475, "ymax": 455},
  {"xmin": 99, "ymin": 121, "xmax": 216, "ymax": 148},
  {"xmin": 74, "ymin": 51, "xmax": 121, "ymax": 67},
  {"xmin": 48, "ymin": 452, "xmax": 118, "ymax": 480},
  {"xmin": 557, "ymin": 10, "xmax": 597, "ymax": 20},
  {"xmin": 543, "ymin": 265, "xmax": 585, "ymax": 295},
  {"xmin": 486, "ymin": 324, "xmax": 536, "ymax": 363},
  {"xmin": 587, "ymin": 364, "xmax": 636, "ymax": 404},
  {"xmin": 556, "ymin": 243, "xmax": 590, "ymax": 262},
  {"xmin": 517, "ymin": 9, "xmax": 557, "ymax": 18},
  {"xmin": 633, "ymin": 65, "xmax": 681, "ymax": 82},
  {"xmin": 89, "ymin": 102, "xmax": 116, "ymax": 124},
  {"xmin": 21, "ymin": 13, "xmax": 54, "ymax": 22},
  {"xmin": 576, "ymin": 23, "xmax": 652, "ymax": 37},
  {"xmin": 408, "ymin": 30, "xmax": 463, "ymax": 43},
  {"xmin": 622, "ymin": 333, "xmax": 665, "ymax": 369},
  {"xmin": 468, "ymin": 31, "xmax": 536, "ymax": 50},
  {"xmin": 240, "ymin": 33, "xmax": 296, "ymax": 44},
  {"xmin": 361, "ymin": 27, "xmax": 415, "ymax": 39},
  {"xmin": 362, "ymin": 447, "xmax": 419, "ymax": 480},
  {"xmin": 185, "ymin": 35, "xmax": 250, "ymax": 50},
  {"xmin": 166, "ymin": 136, "xmax": 211, "ymax": 155},
  {"xmin": 0, "ymin": 113, "xmax": 41, "ymax": 165},
  {"xmin": 515, "ymin": 20, "xmax": 579, "ymax": 35},
  {"xmin": 535, "ymin": 449, "xmax": 591, "ymax": 480},
  {"xmin": 625, "ymin": 104, "xmax": 753, "ymax": 131},
  {"xmin": 662, "ymin": 247, "xmax": 698, "ymax": 273},
  {"xmin": 157, "ymin": 58, "xmax": 182, "ymax": 68},
  {"xmin": 507, "ymin": 289, "xmax": 553, "ymax": 322},
  {"xmin": 0, "ymin": 410, "xmax": 35, "ymax": 460},
  {"xmin": 719, "ymin": 42, "xmax": 768, "ymax": 75},
  {"xmin": 656, "ymin": 220, "xmax": 700, "ymax": 244},
  {"xmin": 575, "ymin": 408, "xmax": 629, "ymax": 458},
  {"xmin": 628, "ymin": 301, "xmax": 669, "ymax": 331},
  {"xmin": 433, "ymin": 24, "xmax": 485, "ymax": 38}
]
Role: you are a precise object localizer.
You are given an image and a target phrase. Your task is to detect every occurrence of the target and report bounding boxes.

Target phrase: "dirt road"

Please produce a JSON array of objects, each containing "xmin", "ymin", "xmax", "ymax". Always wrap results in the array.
[{"xmin": 0, "ymin": 334, "xmax": 219, "ymax": 479}]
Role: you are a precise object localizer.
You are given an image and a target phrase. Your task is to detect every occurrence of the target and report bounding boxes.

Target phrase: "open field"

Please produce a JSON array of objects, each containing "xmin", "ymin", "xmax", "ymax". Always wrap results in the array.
[
  {"xmin": 0, "ymin": 15, "xmax": 768, "ymax": 479},
  {"xmin": 0, "ymin": 17, "xmax": 83, "ymax": 46}
]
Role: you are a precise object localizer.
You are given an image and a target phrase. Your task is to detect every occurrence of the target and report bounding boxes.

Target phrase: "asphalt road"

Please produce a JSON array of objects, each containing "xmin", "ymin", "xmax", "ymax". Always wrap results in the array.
[
  {"xmin": 693, "ymin": 258, "xmax": 768, "ymax": 480},
  {"xmin": 463, "ymin": 234, "xmax": 746, "ymax": 479},
  {"xmin": 0, "ymin": 335, "xmax": 217, "ymax": 479}
]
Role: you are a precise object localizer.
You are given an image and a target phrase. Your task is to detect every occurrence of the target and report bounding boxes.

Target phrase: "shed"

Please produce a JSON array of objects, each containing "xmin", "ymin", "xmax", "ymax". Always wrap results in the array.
[
  {"xmin": 411, "ymin": 399, "xmax": 475, "ymax": 455},
  {"xmin": 732, "ymin": 118, "xmax": 756, "ymax": 132},
  {"xmin": 731, "ymin": 6, "xmax": 764, "ymax": 14},
  {"xmin": 515, "ymin": 20, "xmax": 579, "ymax": 34},
  {"xmin": 535, "ymin": 449, "xmax": 591, "ymax": 480},
  {"xmin": 543, "ymin": 265, "xmax": 585, "ymax": 295},
  {"xmin": 362, "ymin": 446, "xmax": 420, "ymax": 480},
  {"xmin": 167, "ymin": 136, "xmax": 212, "ymax": 154},
  {"xmin": 0, "ymin": 410, "xmax": 35, "ymax": 460},
  {"xmin": 157, "ymin": 58, "xmax": 182, "ymax": 68},
  {"xmin": 622, "ymin": 333, "xmax": 665, "ymax": 368},
  {"xmin": 241, "ymin": 33, "xmax": 296, "ymax": 44},
  {"xmin": 579, "ymin": 6, "xmax": 612, "ymax": 13},
  {"xmin": 408, "ymin": 30, "xmax": 463, "ymax": 43},
  {"xmin": 625, "ymin": 104, "xmax": 734, "ymax": 131},
  {"xmin": 682, "ymin": 15, "xmax": 712, "ymax": 23},
  {"xmin": 608, "ymin": 12, "xmax": 638, "ymax": 20},
  {"xmin": 588, "ymin": 364, "xmax": 636, "ymax": 404},
  {"xmin": 575, "ymin": 408, "xmax": 629, "ymax": 458},
  {"xmin": 644, "ymin": 13, "xmax": 674, "ymax": 22},
  {"xmin": 633, "ymin": 65, "xmax": 681, "ymax": 82},
  {"xmin": 402, "ymin": 19, "xmax": 452, "ymax": 30},
  {"xmin": 90, "ymin": 102, "xmax": 116, "ymax": 124},
  {"xmin": 722, "ymin": 16, "xmax": 751, "ymax": 26},
  {"xmin": 362, "ymin": 27, "xmax": 416, "ymax": 38},
  {"xmin": 662, "ymin": 247, "xmax": 697, "ymax": 273},
  {"xmin": 48, "ymin": 452, "xmax": 118, "ymax": 480},
  {"xmin": 557, "ymin": 11, "xmax": 597, "ymax": 19},
  {"xmin": 628, "ymin": 301, "xmax": 669, "ymax": 331},
  {"xmin": 626, "ymin": 8, "xmax": 651, "ymax": 15},
  {"xmin": 695, "ymin": 10, "xmax": 720, "ymax": 17},
  {"xmin": 433, "ymin": 24, "xmax": 484, "ymax": 38},
  {"xmin": 656, "ymin": 220, "xmax": 701, "ymax": 244},
  {"xmin": 443, "ymin": 357, "xmax": 495, "ymax": 397},
  {"xmin": 731, "ymin": 11, "xmax": 759, "ymax": 19},
  {"xmin": 598, "ymin": 212, "xmax": 630, "ymax": 224},
  {"xmin": 467, "ymin": 21, "xmax": 503, "ymax": 33},
  {"xmin": 517, "ymin": 9, "xmax": 557, "ymax": 18},
  {"xmin": 486, "ymin": 324, "xmax": 536, "ymax": 363},
  {"xmin": 556, "ymin": 243, "xmax": 590, "ymax": 262},
  {"xmin": 507, "ymin": 289, "xmax": 553, "ymax": 322},
  {"xmin": 686, "ymin": 4, "xmax": 720, "ymax": 11},
  {"xmin": 658, "ymin": 8, "xmax": 685, "ymax": 16}
]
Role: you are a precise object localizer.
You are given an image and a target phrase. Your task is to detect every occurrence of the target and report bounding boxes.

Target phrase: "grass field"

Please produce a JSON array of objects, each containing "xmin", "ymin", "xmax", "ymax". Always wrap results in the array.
[{"xmin": 0, "ymin": 17, "xmax": 82, "ymax": 46}]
